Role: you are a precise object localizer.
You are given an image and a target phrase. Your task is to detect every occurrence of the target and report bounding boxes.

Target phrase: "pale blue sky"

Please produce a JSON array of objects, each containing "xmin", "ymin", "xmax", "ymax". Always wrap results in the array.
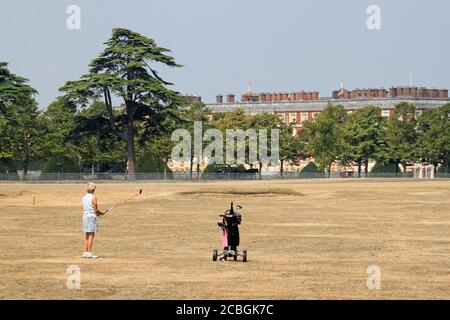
[{"xmin": 1, "ymin": 0, "xmax": 449, "ymax": 108}]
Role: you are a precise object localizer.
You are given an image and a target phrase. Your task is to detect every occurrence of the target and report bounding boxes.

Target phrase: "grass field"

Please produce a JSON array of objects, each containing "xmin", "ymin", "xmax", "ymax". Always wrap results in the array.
[{"xmin": 1, "ymin": 179, "xmax": 450, "ymax": 300}]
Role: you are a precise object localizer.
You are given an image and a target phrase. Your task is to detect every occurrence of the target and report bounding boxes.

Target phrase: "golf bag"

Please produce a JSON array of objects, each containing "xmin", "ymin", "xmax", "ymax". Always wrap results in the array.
[
  {"xmin": 213, "ymin": 202, "xmax": 247, "ymax": 262},
  {"xmin": 218, "ymin": 203, "xmax": 242, "ymax": 251}
]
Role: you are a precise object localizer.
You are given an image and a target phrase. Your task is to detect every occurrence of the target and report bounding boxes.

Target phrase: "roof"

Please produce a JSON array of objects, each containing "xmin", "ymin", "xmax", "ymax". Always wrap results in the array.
[{"xmin": 206, "ymin": 97, "xmax": 450, "ymax": 114}]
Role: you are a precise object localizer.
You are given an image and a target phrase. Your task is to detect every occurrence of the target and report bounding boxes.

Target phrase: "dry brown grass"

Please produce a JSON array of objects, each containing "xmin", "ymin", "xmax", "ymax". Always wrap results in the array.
[{"xmin": 1, "ymin": 179, "xmax": 450, "ymax": 300}]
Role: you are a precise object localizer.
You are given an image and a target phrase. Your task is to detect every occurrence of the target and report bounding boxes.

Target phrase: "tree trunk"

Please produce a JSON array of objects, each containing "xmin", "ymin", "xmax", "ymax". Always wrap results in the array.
[
  {"xmin": 126, "ymin": 127, "xmax": 136, "ymax": 180},
  {"xmin": 22, "ymin": 134, "xmax": 30, "ymax": 179},
  {"xmin": 259, "ymin": 162, "xmax": 263, "ymax": 179},
  {"xmin": 364, "ymin": 159, "xmax": 369, "ymax": 176},
  {"xmin": 196, "ymin": 163, "xmax": 200, "ymax": 179},
  {"xmin": 22, "ymin": 156, "xmax": 29, "ymax": 179},
  {"xmin": 280, "ymin": 160, "xmax": 284, "ymax": 177},
  {"xmin": 358, "ymin": 163, "xmax": 362, "ymax": 178},
  {"xmin": 190, "ymin": 153, "xmax": 194, "ymax": 180},
  {"xmin": 156, "ymin": 157, "xmax": 161, "ymax": 174},
  {"xmin": 125, "ymin": 102, "xmax": 136, "ymax": 181},
  {"xmin": 328, "ymin": 163, "xmax": 332, "ymax": 178},
  {"xmin": 91, "ymin": 162, "xmax": 95, "ymax": 175},
  {"xmin": 163, "ymin": 157, "xmax": 167, "ymax": 180}
]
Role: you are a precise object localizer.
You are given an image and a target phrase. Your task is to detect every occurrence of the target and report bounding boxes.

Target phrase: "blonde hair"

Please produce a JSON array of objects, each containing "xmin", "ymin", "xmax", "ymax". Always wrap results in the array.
[{"xmin": 86, "ymin": 182, "xmax": 96, "ymax": 193}]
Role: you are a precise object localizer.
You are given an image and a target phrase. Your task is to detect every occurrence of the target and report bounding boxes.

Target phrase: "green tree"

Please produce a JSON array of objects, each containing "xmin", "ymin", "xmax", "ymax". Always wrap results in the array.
[
  {"xmin": 417, "ymin": 104, "xmax": 450, "ymax": 174},
  {"xmin": 0, "ymin": 62, "xmax": 37, "ymax": 109},
  {"xmin": 181, "ymin": 101, "xmax": 210, "ymax": 178},
  {"xmin": 60, "ymin": 28, "xmax": 184, "ymax": 179},
  {"xmin": 72, "ymin": 101, "xmax": 126, "ymax": 173},
  {"xmin": 370, "ymin": 161, "xmax": 399, "ymax": 174},
  {"xmin": 250, "ymin": 113, "xmax": 304, "ymax": 175},
  {"xmin": 279, "ymin": 126, "xmax": 304, "ymax": 175},
  {"xmin": 300, "ymin": 162, "xmax": 319, "ymax": 176},
  {"xmin": 0, "ymin": 62, "xmax": 37, "ymax": 166},
  {"xmin": 340, "ymin": 106, "xmax": 385, "ymax": 177},
  {"xmin": 384, "ymin": 103, "xmax": 418, "ymax": 173},
  {"xmin": 40, "ymin": 98, "xmax": 80, "ymax": 173},
  {"xmin": 301, "ymin": 104, "xmax": 347, "ymax": 174},
  {"xmin": 138, "ymin": 134, "xmax": 175, "ymax": 178},
  {"xmin": 137, "ymin": 104, "xmax": 181, "ymax": 178},
  {"xmin": 0, "ymin": 106, "xmax": 14, "ymax": 161},
  {"xmin": 211, "ymin": 109, "xmax": 252, "ymax": 170},
  {"xmin": 251, "ymin": 113, "xmax": 282, "ymax": 175},
  {"xmin": 10, "ymin": 97, "xmax": 43, "ymax": 177}
]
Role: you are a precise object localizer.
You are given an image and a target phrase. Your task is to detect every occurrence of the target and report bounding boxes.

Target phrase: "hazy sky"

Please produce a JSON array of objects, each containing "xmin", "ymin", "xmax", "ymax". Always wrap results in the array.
[{"xmin": 1, "ymin": 0, "xmax": 449, "ymax": 108}]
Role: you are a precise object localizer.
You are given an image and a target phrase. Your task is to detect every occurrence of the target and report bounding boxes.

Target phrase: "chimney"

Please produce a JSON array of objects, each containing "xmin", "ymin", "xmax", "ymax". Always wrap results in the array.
[
  {"xmin": 389, "ymin": 87, "xmax": 396, "ymax": 98},
  {"xmin": 259, "ymin": 93, "xmax": 266, "ymax": 102},
  {"xmin": 216, "ymin": 95, "xmax": 223, "ymax": 104},
  {"xmin": 439, "ymin": 89, "xmax": 448, "ymax": 99},
  {"xmin": 226, "ymin": 94, "xmax": 235, "ymax": 104},
  {"xmin": 314, "ymin": 92, "xmax": 319, "ymax": 100},
  {"xmin": 418, "ymin": 87, "xmax": 427, "ymax": 98},
  {"xmin": 432, "ymin": 88, "xmax": 439, "ymax": 98}
]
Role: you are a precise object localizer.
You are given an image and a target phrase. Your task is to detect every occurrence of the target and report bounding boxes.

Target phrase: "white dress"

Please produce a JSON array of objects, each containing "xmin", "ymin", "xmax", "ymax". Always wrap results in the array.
[{"xmin": 82, "ymin": 193, "xmax": 98, "ymax": 233}]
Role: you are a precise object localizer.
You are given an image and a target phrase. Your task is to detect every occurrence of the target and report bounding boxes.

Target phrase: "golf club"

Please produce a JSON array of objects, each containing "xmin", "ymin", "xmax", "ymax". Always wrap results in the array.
[{"xmin": 104, "ymin": 188, "xmax": 143, "ymax": 214}]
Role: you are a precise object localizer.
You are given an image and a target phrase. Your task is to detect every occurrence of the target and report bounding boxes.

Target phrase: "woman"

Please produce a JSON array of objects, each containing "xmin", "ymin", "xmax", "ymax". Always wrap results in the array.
[{"xmin": 82, "ymin": 182, "xmax": 104, "ymax": 258}]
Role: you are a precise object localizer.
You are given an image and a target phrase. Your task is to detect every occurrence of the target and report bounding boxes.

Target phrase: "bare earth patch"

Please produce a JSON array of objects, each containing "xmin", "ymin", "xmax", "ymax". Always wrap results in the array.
[
  {"xmin": 0, "ymin": 179, "xmax": 450, "ymax": 299},
  {"xmin": 178, "ymin": 188, "xmax": 302, "ymax": 196}
]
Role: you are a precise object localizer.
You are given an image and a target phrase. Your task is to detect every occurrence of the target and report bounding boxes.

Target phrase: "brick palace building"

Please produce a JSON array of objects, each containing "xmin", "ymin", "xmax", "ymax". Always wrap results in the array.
[{"xmin": 197, "ymin": 84, "xmax": 450, "ymax": 177}]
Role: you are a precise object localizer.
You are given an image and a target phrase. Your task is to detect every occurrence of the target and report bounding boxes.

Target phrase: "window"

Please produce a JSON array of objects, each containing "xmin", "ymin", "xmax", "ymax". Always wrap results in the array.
[
  {"xmin": 382, "ymin": 110, "xmax": 390, "ymax": 117},
  {"xmin": 289, "ymin": 113, "xmax": 297, "ymax": 124},
  {"xmin": 313, "ymin": 112, "xmax": 319, "ymax": 119},
  {"xmin": 301, "ymin": 112, "xmax": 308, "ymax": 122},
  {"xmin": 415, "ymin": 110, "xmax": 423, "ymax": 118}
]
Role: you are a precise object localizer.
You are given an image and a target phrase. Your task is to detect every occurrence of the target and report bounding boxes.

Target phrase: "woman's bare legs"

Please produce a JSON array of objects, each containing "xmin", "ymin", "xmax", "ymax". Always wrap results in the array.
[
  {"xmin": 87, "ymin": 233, "xmax": 95, "ymax": 252},
  {"xmin": 84, "ymin": 233, "xmax": 90, "ymax": 252}
]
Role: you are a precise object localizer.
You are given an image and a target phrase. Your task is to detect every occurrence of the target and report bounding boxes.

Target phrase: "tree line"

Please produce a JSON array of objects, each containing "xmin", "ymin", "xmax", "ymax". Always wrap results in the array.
[
  {"xmin": 1, "ymin": 28, "xmax": 450, "ymax": 177},
  {"xmin": 301, "ymin": 103, "xmax": 450, "ymax": 176}
]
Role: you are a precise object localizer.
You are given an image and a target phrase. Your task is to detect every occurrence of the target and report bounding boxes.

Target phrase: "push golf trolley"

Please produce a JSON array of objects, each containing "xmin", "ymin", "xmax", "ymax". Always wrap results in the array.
[{"xmin": 213, "ymin": 202, "xmax": 248, "ymax": 262}]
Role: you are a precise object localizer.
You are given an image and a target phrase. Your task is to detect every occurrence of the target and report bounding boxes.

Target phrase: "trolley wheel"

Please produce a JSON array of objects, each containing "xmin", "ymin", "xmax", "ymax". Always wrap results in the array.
[
  {"xmin": 213, "ymin": 249, "xmax": 218, "ymax": 261},
  {"xmin": 243, "ymin": 250, "xmax": 248, "ymax": 262}
]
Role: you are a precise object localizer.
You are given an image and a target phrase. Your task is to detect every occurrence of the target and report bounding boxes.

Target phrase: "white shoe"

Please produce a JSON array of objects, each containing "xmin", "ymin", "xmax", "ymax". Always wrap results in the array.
[{"xmin": 83, "ymin": 252, "xmax": 98, "ymax": 259}]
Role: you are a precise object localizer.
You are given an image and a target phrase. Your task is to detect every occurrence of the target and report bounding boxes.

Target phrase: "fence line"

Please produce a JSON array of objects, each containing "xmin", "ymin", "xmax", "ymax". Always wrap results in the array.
[{"xmin": 1, "ymin": 172, "xmax": 448, "ymax": 183}]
